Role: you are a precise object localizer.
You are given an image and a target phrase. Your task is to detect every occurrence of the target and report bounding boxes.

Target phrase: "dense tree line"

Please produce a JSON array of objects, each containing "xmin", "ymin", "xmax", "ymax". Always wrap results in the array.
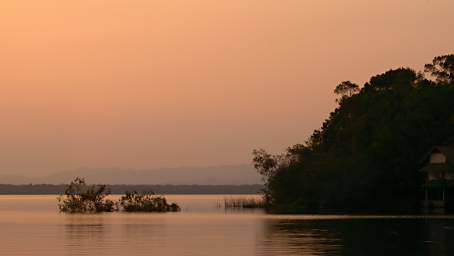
[{"xmin": 253, "ymin": 54, "xmax": 454, "ymax": 213}]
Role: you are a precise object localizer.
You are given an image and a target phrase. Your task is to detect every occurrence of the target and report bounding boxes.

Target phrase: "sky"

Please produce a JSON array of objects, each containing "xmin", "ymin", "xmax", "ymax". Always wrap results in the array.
[{"xmin": 0, "ymin": 0, "xmax": 453, "ymax": 176}]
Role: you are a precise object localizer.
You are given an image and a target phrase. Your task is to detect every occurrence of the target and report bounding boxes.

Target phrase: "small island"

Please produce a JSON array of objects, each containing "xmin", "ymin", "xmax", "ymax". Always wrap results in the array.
[
  {"xmin": 253, "ymin": 54, "xmax": 454, "ymax": 214},
  {"xmin": 57, "ymin": 177, "xmax": 180, "ymax": 213}
]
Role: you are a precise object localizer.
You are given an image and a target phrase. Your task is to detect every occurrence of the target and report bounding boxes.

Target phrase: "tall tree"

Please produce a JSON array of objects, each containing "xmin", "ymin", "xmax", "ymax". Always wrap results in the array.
[
  {"xmin": 424, "ymin": 54, "xmax": 454, "ymax": 84},
  {"xmin": 334, "ymin": 81, "xmax": 359, "ymax": 102},
  {"xmin": 253, "ymin": 54, "xmax": 454, "ymax": 213}
]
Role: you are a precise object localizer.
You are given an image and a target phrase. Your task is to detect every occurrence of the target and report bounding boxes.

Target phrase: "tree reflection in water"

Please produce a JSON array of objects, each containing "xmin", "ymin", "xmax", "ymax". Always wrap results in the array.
[
  {"xmin": 64, "ymin": 215, "xmax": 110, "ymax": 255},
  {"xmin": 257, "ymin": 218, "xmax": 454, "ymax": 256}
]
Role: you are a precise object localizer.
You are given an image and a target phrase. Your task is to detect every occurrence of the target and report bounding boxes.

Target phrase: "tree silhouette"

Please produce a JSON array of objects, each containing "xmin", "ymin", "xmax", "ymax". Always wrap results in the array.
[
  {"xmin": 424, "ymin": 54, "xmax": 454, "ymax": 84},
  {"xmin": 254, "ymin": 54, "xmax": 454, "ymax": 213},
  {"xmin": 334, "ymin": 81, "xmax": 359, "ymax": 102},
  {"xmin": 57, "ymin": 177, "xmax": 180, "ymax": 213}
]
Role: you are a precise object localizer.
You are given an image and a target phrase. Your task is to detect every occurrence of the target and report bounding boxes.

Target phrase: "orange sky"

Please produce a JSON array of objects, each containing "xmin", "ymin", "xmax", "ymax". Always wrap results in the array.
[{"xmin": 1, "ymin": 0, "xmax": 453, "ymax": 175}]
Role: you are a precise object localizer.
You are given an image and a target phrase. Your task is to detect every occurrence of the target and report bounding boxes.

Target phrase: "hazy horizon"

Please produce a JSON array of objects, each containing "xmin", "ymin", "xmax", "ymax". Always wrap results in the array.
[
  {"xmin": 0, "ymin": 164, "xmax": 262, "ymax": 185},
  {"xmin": 1, "ymin": 0, "xmax": 453, "ymax": 177}
]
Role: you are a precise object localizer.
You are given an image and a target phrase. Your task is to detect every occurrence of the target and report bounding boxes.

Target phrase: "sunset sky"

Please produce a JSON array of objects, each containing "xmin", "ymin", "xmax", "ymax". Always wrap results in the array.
[{"xmin": 1, "ymin": 0, "xmax": 453, "ymax": 176}]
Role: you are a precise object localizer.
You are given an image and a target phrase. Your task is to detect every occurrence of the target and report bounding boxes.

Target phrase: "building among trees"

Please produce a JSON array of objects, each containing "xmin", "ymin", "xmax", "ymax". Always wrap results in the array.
[
  {"xmin": 253, "ymin": 54, "xmax": 454, "ymax": 213},
  {"xmin": 421, "ymin": 144, "xmax": 454, "ymax": 211}
]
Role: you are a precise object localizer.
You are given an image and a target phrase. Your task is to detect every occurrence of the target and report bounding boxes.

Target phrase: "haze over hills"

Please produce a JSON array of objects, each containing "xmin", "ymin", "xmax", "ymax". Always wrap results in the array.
[{"xmin": 0, "ymin": 164, "xmax": 262, "ymax": 185}]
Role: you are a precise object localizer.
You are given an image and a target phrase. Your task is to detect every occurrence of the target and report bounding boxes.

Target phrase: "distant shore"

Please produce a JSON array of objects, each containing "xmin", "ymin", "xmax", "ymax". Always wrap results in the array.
[{"xmin": 0, "ymin": 184, "xmax": 263, "ymax": 195}]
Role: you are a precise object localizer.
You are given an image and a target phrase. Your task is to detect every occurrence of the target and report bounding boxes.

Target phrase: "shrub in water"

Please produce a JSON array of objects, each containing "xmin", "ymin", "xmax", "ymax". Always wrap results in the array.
[
  {"xmin": 58, "ymin": 178, "xmax": 180, "ymax": 213},
  {"xmin": 119, "ymin": 191, "xmax": 180, "ymax": 212},
  {"xmin": 57, "ymin": 177, "xmax": 117, "ymax": 213}
]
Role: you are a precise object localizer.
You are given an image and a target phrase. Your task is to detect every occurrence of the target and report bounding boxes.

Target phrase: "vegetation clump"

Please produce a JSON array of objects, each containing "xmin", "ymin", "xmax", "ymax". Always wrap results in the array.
[
  {"xmin": 254, "ymin": 54, "xmax": 454, "ymax": 213},
  {"xmin": 223, "ymin": 196, "xmax": 265, "ymax": 209},
  {"xmin": 57, "ymin": 178, "xmax": 116, "ymax": 213},
  {"xmin": 58, "ymin": 178, "xmax": 180, "ymax": 213},
  {"xmin": 119, "ymin": 191, "xmax": 180, "ymax": 212}
]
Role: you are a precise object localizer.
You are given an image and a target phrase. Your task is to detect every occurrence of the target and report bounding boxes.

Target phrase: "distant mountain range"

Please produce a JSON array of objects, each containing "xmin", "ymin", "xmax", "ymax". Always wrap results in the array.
[
  {"xmin": 0, "ymin": 184, "xmax": 264, "ymax": 195},
  {"xmin": 0, "ymin": 164, "xmax": 262, "ymax": 185}
]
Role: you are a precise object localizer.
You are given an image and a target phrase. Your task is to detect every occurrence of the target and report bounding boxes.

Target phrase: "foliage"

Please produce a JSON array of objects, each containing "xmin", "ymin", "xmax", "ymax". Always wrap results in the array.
[
  {"xmin": 223, "ymin": 196, "xmax": 265, "ymax": 209},
  {"xmin": 424, "ymin": 54, "xmax": 454, "ymax": 85},
  {"xmin": 58, "ymin": 178, "xmax": 180, "ymax": 213},
  {"xmin": 334, "ymin": 81, "xmax": 359, "ymax": 102},
  {"xmin": 254, "ymin": 54, "xmax": 454, "ymax": 213},
  {"xmin": 119, "ymin": 191, "xmax": 180, "ymax": 212},
  {"xmin": 57, "ymin": 177, "xmax": 116, "ymax": 213}
]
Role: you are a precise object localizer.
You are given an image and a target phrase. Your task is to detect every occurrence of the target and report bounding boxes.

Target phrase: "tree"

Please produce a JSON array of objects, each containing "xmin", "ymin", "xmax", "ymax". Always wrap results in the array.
[
  {"xmin": 334, "ymin": 81, "xmax": 359, "ymax": 101},
  {"xmin": 367, "ymin": 68, "xmax": 417, "ymax": 92},
  {"xmin": 57, "ymin": 177, "xmax": 116, "ymax": 213},
  {"xmin": 253, "ymin": 54, "xmax": 454, "ymax": 213},
  {"xmin": 252, "ymin": 149, "xmax": 280, "ymax": 178},
  {"xmin": 424, "ymin": 54, "xmax": 454, "ymax": 85}
]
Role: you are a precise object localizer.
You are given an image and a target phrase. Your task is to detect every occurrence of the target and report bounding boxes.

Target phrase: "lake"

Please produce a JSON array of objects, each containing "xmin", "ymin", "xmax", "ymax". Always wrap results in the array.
[{"xmin": 0, "ymin": 195, "xmax": 453, "ymax": 256}]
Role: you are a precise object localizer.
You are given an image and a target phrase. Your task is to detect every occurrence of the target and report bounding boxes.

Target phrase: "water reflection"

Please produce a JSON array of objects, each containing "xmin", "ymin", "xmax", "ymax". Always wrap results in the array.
[
  {"xmin": 64, "ymin": 215, "xmax": 109, "ymax": 255},
  {"xmin": 257, "ymin": 218, "xmax": 454, "ymax": 256},
  {"xmin": 2, "ymin": 196, "xmax": 454, "ymax": 256},
  {"xmin": 257, "ymin": 219, "xmax": 341, "ymax": 256}
]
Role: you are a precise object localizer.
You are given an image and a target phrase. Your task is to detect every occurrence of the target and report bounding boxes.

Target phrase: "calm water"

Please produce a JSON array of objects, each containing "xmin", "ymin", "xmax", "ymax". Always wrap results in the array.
[{"xmin": 0, "ymin": 195, "xmax": 454, "ymax": 256}]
